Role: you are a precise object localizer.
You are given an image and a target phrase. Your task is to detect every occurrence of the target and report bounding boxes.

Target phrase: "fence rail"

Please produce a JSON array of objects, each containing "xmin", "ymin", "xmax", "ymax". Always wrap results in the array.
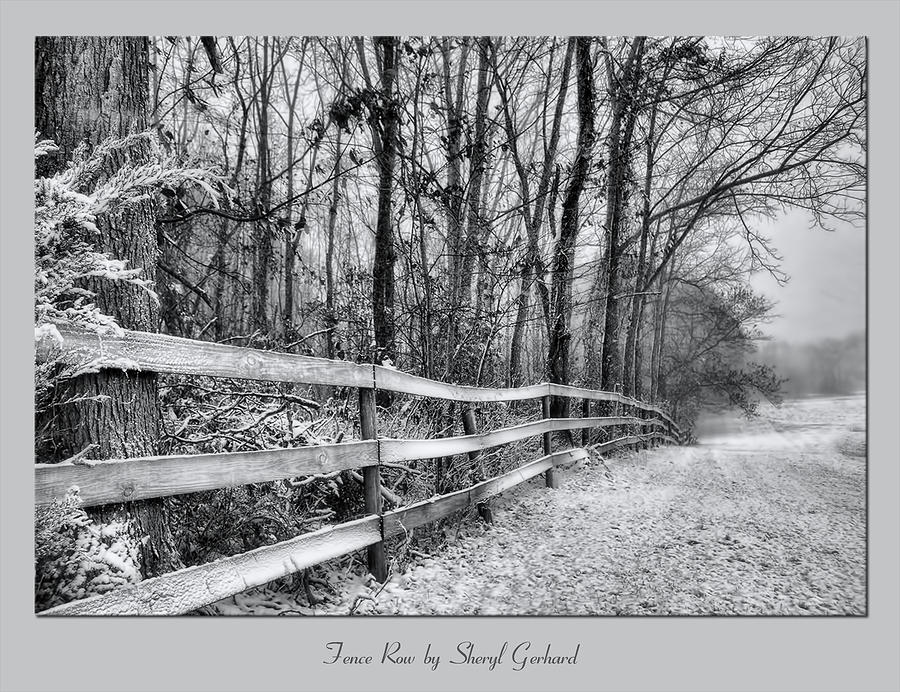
[
  {"xmin": 34, "ymin": 441, "xmax": 379, "ymax": 508},
  {"xmin": 35, "ymin": 323, "xmax": 682, "ymax": 616},
  {"xmin": 37, "ymin": 324, "xmax": 680, "ymax": 428},
  {"xmin": 35, "ymin": 417, "xmax": 669, "ymax": 509},
  {"xmin": 40, "ymin": 442, "xmax": 656, "ymax": 617}
]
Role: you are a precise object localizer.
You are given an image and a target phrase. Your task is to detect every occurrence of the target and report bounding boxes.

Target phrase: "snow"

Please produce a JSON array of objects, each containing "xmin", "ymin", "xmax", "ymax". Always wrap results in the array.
[
  {"xmin": 35, "ymin": 497, "xmax": 143, "ymax": 610},
  {"xmin": 34, "ymin": 323, "xmax": 64, "ymax": 345},
  {"xmin": 213, "ymin": 394, "xmax": 865, "ymax": 616}
]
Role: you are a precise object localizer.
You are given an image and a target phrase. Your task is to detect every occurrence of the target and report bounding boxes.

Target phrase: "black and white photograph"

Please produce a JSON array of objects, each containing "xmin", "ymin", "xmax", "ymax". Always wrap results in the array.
[
  {"xmin": 4, "ymin": 2, "xmax": 900, "ymax": 691},
  {"xmin": 29, "ymin": 32, "xmax": 870, "ymax": 619}
]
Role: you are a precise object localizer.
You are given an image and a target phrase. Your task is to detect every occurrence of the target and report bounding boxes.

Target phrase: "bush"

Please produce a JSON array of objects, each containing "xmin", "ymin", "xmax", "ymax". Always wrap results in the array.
[{"xmin": 35, "ymin": 489, "xmax": 142, "ymax": 612}]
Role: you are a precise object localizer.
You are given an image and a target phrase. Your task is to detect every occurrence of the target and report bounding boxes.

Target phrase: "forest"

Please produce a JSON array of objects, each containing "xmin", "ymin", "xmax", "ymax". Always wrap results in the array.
[
  {"xmin": 33, "ymin": 35, "xmax": 866, "ymax": 612},
  {"xmin": 756, "ymin": 331, "xmax": 865, "ymax": 398}
]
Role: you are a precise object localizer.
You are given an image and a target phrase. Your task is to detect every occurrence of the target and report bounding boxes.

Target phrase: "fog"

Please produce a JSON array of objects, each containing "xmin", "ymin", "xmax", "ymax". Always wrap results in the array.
[
  {"xmin": 743, "ymin": 209, "xmax": 866, "ymax": 397},
  {"xmin": 750, "ymin": 209, "xmax": 866, "ymax": 344}
]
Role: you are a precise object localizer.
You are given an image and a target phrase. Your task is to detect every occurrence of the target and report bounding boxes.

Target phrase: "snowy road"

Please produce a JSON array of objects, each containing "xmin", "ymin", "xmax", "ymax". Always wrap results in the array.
[{"xmin": 220, "ymin": 395, "xmax": 866, "ymax": 616}]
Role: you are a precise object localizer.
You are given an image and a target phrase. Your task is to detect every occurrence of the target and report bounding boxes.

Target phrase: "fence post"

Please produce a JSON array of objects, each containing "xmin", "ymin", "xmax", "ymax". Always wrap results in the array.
[
  {"xmin": 462, "ymin": 405, "xmax": 493, "ymax": 524},
  {"xmin": 358, "ymin": 387, "xmax": 387, "ymax": 582},
  {"xmin": 639, "ymin": 406, "xmax": 648, "ymax": 449},
  {"xmin": 622, "ymin": 394, "xmax": 637, "ymax": 435},
  {"xmin": 581, "ymin": 398, "xmax": 591, "ymax": 448},
  {"xmin": 542, "ymin": 394, "xmax": 559, "ymax": 488},
  {"xmin": 616, "ymin": 398, "xmax": 623, "ymax": 439},
  {"xmin": 631, "ymin": 401, "xmax": 640, "ymax": 445},
  {"xmin": 601, "ymin": 398, "xmax": 615, "ymax": 445}
]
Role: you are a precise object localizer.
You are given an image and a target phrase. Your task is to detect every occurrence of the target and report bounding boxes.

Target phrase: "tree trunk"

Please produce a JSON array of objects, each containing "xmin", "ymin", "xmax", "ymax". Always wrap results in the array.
[
  {"xmin": 372, "ymin": 36, "xmax": 399, "ymax": 401},
  {"xmin": 212, "ymin": 218, "xmax": 231, "ymax": 341},
  {"xmin": 583, "ymin": 253, "xmax": 607, "ymax": 384},
  {"xmin": 547, "ymin": 37, "xmax": 596, "ymax": 406},
  {"xmin": 325, "ymin": 128, "xmax": 342, "ymax": 360},
  {"xmin": 282, "ymin": 88, "xmax": 298, "ymax": 338},
  {"xmin": 458, "ymin": 37, "xmax": 492, "ymax": 375},
  {"xmin": 441, "ymin": 38, "xmax": 470, "ymax": 323},
  {"xmin": 622, "ymin": 91, "xmax": 659, "ymax": 397},
  {"xmin": 439, "ymin": 38, "xmax": 471, "ymax": 377},
  {"xmin": 507, "ymin": 38, "xmax": 575, "ymax": 386},
  {"xmin": 650, "ymin": 261, "xmax": 672, "ymax": 401},
  {"xmin": 252, "ymin": 37, "xmax": 274, "ymax": 334},
  {"xmin": 633, "ymin": 297, "xmax": 649, "ymax": 400},
  {"xmin": 211, "ymin": 42, "xmax": 252, "ymax": 342},
  {"xmin": 600, "ymin": 37, "xmax": 644, "ymax": 394},
  {"xmin": 35, "ymin": 36, "xmax": 182, "ymax": 578}
]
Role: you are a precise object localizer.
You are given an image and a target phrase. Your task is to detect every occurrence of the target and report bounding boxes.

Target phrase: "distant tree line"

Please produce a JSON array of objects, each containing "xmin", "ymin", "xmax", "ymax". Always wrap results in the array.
[{"xmin": 756, "ymin": 331, "xmax": 865, "ymax": 398}]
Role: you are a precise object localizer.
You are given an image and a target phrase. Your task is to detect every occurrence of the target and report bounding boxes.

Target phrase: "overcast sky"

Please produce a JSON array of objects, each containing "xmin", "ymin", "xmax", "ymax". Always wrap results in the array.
[{"xmin": 750, "ymin": 209, "xmax": 866, "ymax": 344}]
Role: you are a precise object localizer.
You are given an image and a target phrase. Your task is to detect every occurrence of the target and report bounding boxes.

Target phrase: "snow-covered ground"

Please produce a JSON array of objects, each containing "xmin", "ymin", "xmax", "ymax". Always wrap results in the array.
[{"xmin": 215, "ymin": 394, "xmax": 866, "ymax": 616}]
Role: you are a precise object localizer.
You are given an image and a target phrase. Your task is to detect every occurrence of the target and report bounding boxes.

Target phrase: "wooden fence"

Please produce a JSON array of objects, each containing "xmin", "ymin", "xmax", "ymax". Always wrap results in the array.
[{"xmin": 35, "ymin": 323, "xmax": 680, "ymax": 616}]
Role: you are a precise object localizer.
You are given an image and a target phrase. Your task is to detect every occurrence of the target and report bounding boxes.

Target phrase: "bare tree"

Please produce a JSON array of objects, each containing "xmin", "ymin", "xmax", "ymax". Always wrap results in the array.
[
  {"xmin": 597, "ymin": 36, "xmax": 646, "ymax": 394},
  {"xmin": 498, "ymin": 37, "xmax": 576, "ymax": 385},
  {"xmin": 546, "ymin": 37, "xmax": 597, "ymax": 395}
]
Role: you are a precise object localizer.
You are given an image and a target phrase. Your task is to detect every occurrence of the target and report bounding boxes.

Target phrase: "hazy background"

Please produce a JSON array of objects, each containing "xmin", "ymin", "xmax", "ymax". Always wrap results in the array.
[
  {"xmin": 750, "ymin": 209, "xmax": 866, "ymax": 397},
  {"xmin": 751, "ymin": 209, "xmax": 866, "ymax": 343}
]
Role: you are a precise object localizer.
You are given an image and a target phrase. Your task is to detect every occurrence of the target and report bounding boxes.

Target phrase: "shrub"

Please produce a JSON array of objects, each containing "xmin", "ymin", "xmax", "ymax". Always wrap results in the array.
[{"xmin": 35, "ymin": 488, "xmax": 141, "ymax": 612}]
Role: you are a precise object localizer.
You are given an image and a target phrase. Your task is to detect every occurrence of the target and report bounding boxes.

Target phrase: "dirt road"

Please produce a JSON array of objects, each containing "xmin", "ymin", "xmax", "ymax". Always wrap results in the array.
[
  {"xmin": 218, "ymin": 395, "xmax": 866, "ymax": 616},
  {"xmin": 357, "ymin": 395, "xmax": 866, "ymax": 615}
]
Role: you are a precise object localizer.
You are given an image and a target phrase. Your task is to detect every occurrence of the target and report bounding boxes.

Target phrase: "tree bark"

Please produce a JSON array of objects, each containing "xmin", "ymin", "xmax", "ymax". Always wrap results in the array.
[
  {"xmin": 507, "ymin": 38, "xmax": 575, "ymax": 385},
  {"xmin": 633, "ymin": 296, "xmax": 649, "ymax": 400},
  {"xmin": 622, "ymin": 86, "xmax": 659, "ymax": 397},
  {"xmin": 441, "ymin": 37, "xmax": 471, "ymax": 324},
  {"xmin": 281, "ymin": 39, "xmax": 304, "ymax": 339},
  {"xmin": 372, "ymin": 36, "xmax": 399, "ymax": 402},
  {"xmin": 325, "ymin": 128, "xmax": 343, "ymax": 360},
  {"xmin": 35, "ymin": 36, "xmax": 182, "ymax": 578},
  {"xmin": 458, "ymin": 36, "xmax": 493, "ymax": 373},
  {"xmin": 211, "ymin": 39, "xmax": 253, "ymax": 342},
  {"xmin": 546, "ymin": 37, "xmax": 596, "ymax": 406},
  {"xmin": 211, "ymin": 218, "xmax": 231, "ymax": 341},
  {"xmin": 650, "ymin": 260, "xmax": 672, "ymax": 401},
  {"xmin": 599, "ymin": 37, "xmax": 645, "ymax": 394},
  {"xmin": 251, "ymin": 37, "xmax": 274, "ymax": 334}
]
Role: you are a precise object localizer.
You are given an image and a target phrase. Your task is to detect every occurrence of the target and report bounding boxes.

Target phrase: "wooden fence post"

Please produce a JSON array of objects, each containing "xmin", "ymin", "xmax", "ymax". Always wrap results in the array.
[
  {"xmin": 581, "ymin": 398, "xmax": 591, "ymax": 448},
  {"xmin": 542, "ymin": 394, "xmax": 559, "ymax": 488},
  {"xmin": 462, "ymin": 405, "xmax": 493, "ymax": 524},
  {"xmin": 615, "ymin": 390, "xmax": 624, "ymax": 442},
  {"xmin": 639, "ymin": 406, "xmax": 648, "ymax": 449},
  {"xmin": 358, "ymin": 387, "xmax": 387, "ymax": 582},
  {"xmin": 437, "ymin": 400, "xmax": 456, "ymax": 496},
  {"xmin": 599, "ymin": 399, "xmax": 612, "ymax": 444},
  {"xmin": 630, "ymin": 402, "xmax": 639, "ymax": 442}
]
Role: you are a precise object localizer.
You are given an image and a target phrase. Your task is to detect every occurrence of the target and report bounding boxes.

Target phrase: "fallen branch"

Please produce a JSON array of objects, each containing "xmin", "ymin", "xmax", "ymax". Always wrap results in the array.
[
  {"xmin": 348, "ymin": 470, "xmax": 402, "ymax": 506},
  {"xmin": 216, "ymin": 389, "xmax": 320, "ymax": 410},
  {"xmin": 284, "ymin": 327, "xmax": 335, "ymax": 351},
  {"xmin": 349, "ymin": 574, "xmax": 392, "ymax": 615},
  {"xmin": 288, "ymin": 469, "xmax": 343, "ymax": 488},
  {"xmin": 63, "ymin": 443, "xmax": 98, "ymax": 466},
  {"xmin": 217, "ymin": 330, "xmax": 261, "ymax": 344}
]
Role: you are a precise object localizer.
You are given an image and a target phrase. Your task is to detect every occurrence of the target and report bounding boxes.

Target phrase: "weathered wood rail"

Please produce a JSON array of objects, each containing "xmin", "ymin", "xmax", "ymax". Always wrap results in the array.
[{"xmin": 35, "ymin": 323, "xmax": 681, "ymax": 616}]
